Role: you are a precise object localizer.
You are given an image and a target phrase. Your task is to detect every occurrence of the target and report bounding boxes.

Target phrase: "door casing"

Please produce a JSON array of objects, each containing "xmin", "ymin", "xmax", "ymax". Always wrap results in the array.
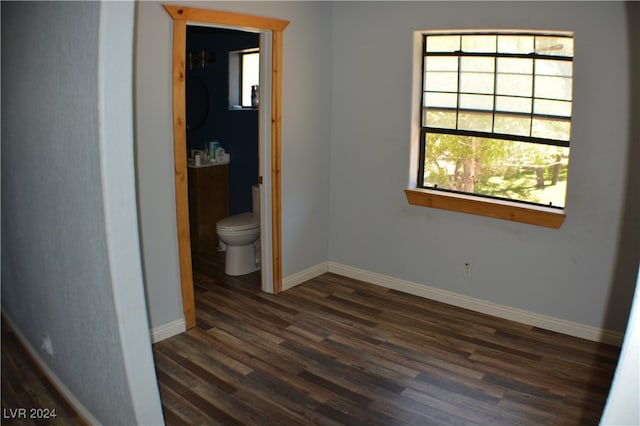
[{"xmin": 164, "ymin": 5, "xmax": 289, "ymax": 328}]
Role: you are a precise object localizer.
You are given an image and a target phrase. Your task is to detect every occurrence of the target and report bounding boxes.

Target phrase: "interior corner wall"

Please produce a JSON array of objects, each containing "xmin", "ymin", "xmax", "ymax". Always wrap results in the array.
[
  {"xmin": 1, "ymin": 2, "xmax": 161, "ymax": 424},
  {"xmin": 98, "ymin": 2, "xmax": 165, "ymax": 424},
  {"xmin": 601, "ymin": 4, "xmax": 640, "ymax": 419},
  {"xmin": 135, "ymin": 1, "xmax": 333, "ymax": 329},
  {"xmin": 328, "ymin": 1, "xmax": 634, "ymax": 333},
  {"xmin": 134, "ymin": 1, "xmax": 186, "ymax": 330}
]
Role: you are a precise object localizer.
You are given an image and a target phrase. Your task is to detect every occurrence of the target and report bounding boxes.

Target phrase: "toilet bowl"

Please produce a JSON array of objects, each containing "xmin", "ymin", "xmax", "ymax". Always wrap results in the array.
[{"xmin": 216, "ymin": 185, "xmax": 260, "ymax": 276}]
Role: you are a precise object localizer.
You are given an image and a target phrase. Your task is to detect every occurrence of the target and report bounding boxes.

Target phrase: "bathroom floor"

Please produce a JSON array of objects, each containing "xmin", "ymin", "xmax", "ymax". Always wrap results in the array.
[{"xmin": 191, "ymin": 248, "xmax": 261, "ymax": 295}]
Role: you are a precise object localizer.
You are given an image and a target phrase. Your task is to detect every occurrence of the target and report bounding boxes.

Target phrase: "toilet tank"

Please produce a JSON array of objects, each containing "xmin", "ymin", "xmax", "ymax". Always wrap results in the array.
[{"xmin": 252, "ymin": 185, "xmax": 259, "ymax": 215}]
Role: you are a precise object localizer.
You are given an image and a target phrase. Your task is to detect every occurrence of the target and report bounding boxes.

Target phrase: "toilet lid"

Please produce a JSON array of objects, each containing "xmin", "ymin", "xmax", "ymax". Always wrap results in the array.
[{"xmin": 217, "ymin": 212, "xmax": 258, "ymax": 231}]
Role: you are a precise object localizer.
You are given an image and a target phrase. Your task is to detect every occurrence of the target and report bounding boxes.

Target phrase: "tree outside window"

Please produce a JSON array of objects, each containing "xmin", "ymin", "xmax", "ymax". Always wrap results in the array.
[{"xmin": 420, "ymin": 32, "xmax": 573, "ymax": 208}]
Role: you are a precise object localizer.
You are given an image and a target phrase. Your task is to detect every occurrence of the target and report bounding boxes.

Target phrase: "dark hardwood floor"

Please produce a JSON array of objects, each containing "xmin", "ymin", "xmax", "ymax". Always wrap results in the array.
[
  {"xmin": 0, "ymin": 248, "xmax": 621, "ymax": 425},
  {"xmin": 154, "ymin": 249, "xmax": 620, "ymax": 425},
  {"xmin": 1, "ymin": 318, "xmax": 87, "ymax": 426}
]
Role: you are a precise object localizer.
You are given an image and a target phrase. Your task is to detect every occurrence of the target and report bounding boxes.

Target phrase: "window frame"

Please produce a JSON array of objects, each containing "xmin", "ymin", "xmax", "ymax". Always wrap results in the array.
[
  {"xmin": 406, "ymin": 30, "xmax": 572, "ymax": 228},
  {"xmin": 228, "ymin": 48, "xmax": 260, "ymax": 110},
  {"xmin": 240, "ymin": 49, "xmax": 259, "ymax": 107}
]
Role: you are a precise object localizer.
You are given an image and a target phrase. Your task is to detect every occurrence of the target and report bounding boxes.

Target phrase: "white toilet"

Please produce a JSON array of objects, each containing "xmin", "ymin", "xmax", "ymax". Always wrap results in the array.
[{"xmin": 216, "ymin": 185, "xmax": 260, "ymax": 276}]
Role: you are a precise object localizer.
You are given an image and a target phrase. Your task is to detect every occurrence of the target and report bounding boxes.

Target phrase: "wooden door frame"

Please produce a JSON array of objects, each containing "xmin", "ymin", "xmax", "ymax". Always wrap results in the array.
[{"xmin": 164, "ymin": 5, "xmax": 289, "ymax": 328}]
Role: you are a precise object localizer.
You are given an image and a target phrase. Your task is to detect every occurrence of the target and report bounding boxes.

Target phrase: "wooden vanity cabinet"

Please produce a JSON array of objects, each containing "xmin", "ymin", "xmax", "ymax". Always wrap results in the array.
[{"xmin": 187, "ymin": 164, "xmax": 229, "ymax": 253}]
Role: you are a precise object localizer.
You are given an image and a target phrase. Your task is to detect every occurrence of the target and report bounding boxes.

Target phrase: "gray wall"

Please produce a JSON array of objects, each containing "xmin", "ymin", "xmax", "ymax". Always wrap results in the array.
[
  {"xmin": 328, "ymin": 1, "xmax": 636, "ymax": 332},
  {"xmin": 135, "ymin": 1, "xmax": 333, "ymax": 329},
  {"xmin": 1, "ymin": 2, "xmax": 163, "ymax": 424},
  {"xmin": 601, "ymin": 4, "xmax": 640, "ymax": 421},
  {"xmin": 135, "ymin": 1, "xmax": 186, "ymax": 329},
  {"xmin": 137, "ymin": 1, "xmax": 636, "ymax": 336}
]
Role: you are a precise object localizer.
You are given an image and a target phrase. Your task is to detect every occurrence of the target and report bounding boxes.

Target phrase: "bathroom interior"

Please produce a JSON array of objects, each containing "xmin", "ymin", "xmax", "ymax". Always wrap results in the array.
[{"xmin": 185, "ymin": 25, "xmax": 262, "ymax": 288}]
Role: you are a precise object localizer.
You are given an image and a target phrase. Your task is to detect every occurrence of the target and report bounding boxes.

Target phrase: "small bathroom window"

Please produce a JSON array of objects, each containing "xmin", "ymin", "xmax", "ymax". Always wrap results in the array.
[{"xmin": 229, "ymin": 49, "xmax": 260, "ymax": 109}]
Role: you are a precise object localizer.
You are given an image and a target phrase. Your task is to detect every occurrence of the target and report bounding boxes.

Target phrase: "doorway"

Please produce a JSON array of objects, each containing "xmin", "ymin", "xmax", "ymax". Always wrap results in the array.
[
  {"xmin": 164, "ymin": 5, "xmax": 289, "ymax": 328},
  {"xmin": 186, "ymin": 26, "xmax": 260, "ymax": 295}
]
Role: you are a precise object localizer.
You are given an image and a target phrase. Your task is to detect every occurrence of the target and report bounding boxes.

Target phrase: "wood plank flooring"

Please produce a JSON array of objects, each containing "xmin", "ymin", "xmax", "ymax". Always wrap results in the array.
[
  {"xmin": 154, "ymin": 250, "xmax": 620, "ymax": 425},
  {"xmin": 1, "ymin": 318, "xmax": 87, "ymax": 426}
]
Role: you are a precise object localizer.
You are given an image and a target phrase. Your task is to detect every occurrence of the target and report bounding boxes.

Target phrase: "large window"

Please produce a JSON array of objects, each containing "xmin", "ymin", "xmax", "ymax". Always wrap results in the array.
[{"xmin": 419, "ymin": 31, "xmax": 573, "ymax": 209}]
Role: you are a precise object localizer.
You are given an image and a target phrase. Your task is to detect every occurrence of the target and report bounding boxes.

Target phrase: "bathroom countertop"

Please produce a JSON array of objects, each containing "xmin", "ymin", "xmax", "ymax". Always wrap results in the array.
[{"xmin": 187, "ymin": 159, "xmax": 230, "ymax": 168}]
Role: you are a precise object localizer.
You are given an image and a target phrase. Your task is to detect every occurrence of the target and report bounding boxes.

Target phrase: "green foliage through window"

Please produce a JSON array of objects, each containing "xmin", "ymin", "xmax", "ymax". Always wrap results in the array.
[
  {"xmin": 424, "ymin": 133, "xmax": 569, "ymax": 206},
  {"xmin": 420, "ymin": 31, "xmax": 573, "ymax": 208}
]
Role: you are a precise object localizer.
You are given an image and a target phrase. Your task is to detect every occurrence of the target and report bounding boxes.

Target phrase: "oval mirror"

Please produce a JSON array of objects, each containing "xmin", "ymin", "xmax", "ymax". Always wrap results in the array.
[{"xmin": 186, "ymin": 76, "xmax": 209, "ymax": 130}]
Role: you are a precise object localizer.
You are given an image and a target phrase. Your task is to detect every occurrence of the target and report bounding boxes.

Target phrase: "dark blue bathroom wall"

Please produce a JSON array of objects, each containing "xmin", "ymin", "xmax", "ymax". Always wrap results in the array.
[{"xmin": 186, "ymin": 27, "xmax": 259, "ymax": 215}]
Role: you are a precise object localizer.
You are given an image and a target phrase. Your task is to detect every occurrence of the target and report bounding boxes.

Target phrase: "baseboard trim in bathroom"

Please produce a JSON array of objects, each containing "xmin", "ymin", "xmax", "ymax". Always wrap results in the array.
[
  {"xmin": 282, "ymin": 262, "xmax": 329, "ymax": 291},
  {"xmin": 151, "ymin": 318, "xmax": 186, "ymax": 343}
]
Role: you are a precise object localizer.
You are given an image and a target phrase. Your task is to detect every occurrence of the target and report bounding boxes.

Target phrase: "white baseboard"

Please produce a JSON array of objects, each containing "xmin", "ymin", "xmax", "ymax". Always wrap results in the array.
[
  {"xmin": 2, "ymin": 313, "xmax": 101, "ymax": 426},
  {"xmin": 325, "ymin": 262, "xmax": 623, "ymax": 346},
  {"xmin": 150, "ymin": 318, "xmax": 186, "ymax": 343},
  {"xmin": 283, "ymin": 261, "xmax": 329, "ymax": 291}
]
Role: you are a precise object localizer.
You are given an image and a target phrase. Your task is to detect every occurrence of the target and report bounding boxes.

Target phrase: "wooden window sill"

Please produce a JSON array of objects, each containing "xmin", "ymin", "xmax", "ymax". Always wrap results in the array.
[{"xmin": 404, "ymin": 188, "xmax": 565, "ymax": 229}]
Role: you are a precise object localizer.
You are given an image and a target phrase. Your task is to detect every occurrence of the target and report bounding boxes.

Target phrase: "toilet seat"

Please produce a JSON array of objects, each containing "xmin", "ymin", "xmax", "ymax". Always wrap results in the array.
[
  {"xmin": 216, "ymin": 212, "xmax": 258, "ymax": 232},
  {"xmin": 216, "ymin": 185, "xmax": 261, "ymax": 276}
]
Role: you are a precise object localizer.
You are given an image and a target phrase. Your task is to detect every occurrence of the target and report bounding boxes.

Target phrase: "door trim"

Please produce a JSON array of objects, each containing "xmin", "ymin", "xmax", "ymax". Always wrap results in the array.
[{"xmin": 164, "ymin": 5, "xmax": 289, "ymax": 328}]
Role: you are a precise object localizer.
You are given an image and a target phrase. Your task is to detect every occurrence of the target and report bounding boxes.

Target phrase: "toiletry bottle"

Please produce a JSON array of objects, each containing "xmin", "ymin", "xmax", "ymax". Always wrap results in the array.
[
  {"xmin": 216, "ymin": 147, "xmax": 225, "ymax": 162},
  {"xmin": 251, "ymin": 85, "xmax": 259, "ymax": 109},
  {"xmin": 210, "ymin": 141, "xmax": 220, "ymax": 159}
]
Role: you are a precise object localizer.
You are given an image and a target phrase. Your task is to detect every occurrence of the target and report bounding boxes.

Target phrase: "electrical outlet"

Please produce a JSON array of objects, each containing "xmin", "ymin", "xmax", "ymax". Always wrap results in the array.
[
  {"xmin": 41, "ymin": 335, "xmax": 54, "ymax": 356},
  {"xmin": 464, "ymin": 262, "xmax": 472, "ymax": 277}
]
